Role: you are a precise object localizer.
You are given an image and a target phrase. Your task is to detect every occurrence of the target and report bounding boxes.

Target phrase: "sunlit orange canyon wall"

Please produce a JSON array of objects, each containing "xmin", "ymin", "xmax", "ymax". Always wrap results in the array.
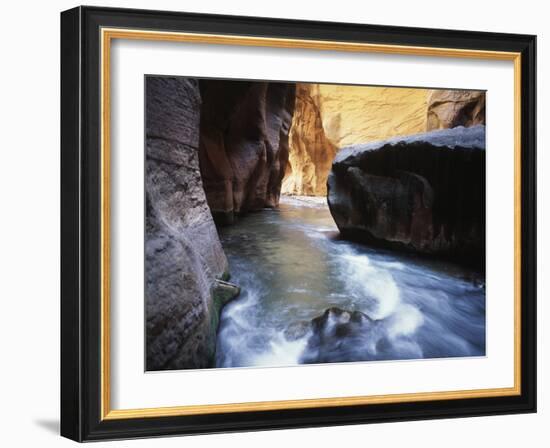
[{"xmin": 282, "ymin": 84, "xmax": 485, "ymax": 196}]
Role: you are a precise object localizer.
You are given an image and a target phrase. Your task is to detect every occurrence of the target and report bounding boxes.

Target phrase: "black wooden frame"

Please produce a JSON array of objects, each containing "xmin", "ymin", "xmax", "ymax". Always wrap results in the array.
[{"xmin": 60, "ymin": 5, "xmax": 537, "ymax": 442}]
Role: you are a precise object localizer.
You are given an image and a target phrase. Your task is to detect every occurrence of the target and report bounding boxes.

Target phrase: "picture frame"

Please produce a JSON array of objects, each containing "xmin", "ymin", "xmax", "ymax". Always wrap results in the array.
[{"xmin": 60, "ymin": 5, "xmax": 536, "ymax": 442}]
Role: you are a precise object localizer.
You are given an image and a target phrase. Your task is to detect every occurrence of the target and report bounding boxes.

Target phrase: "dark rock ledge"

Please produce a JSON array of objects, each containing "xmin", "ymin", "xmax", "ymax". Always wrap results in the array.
[{"xmin": 327, "ymin": 125, "xmax": 486, "ymax": 270}]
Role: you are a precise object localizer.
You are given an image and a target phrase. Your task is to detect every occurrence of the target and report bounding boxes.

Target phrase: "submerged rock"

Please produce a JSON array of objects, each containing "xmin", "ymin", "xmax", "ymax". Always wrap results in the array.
[
  {"xmin": 212, "ymin": 279, "xmax": 240, "ymax": 308},
  {"xmin": 145, "ymin": 77, "xmax": 238, "ymax": 371},
  {"xmin": 198, "ymin": 80, "xmax": 296, "ymax": 224},
  {"xmin": 327, "ymin": 125, "xmax": 486, "ymax": 269},
  {"xmin": 300, "ymin": 306, "xmax": 427, "ymax": 364},
  {"xmin": 300, "ymin": 307, "xmax": 378, "ymax": 364},
  {"xmin": 283, "ymin": 320, "xmax": 312, "ymax": 341}
]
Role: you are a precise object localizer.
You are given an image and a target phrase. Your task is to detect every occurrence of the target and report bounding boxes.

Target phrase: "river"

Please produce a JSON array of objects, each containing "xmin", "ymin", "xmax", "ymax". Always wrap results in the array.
[{"xmin": 215, "ymin": 196, "xmax": 485, "ymax": 368}]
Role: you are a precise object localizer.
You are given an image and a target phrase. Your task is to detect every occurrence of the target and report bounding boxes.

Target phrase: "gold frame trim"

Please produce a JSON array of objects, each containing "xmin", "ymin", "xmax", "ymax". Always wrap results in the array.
[{"xmin": 100, "ymin": 28, "xmax": 522, "ymax": 421}]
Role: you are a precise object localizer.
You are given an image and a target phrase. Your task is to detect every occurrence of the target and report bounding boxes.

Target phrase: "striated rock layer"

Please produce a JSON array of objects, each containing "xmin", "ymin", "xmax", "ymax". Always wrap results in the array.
[
  {"xmin": 327, "ymin": 126, "xmax": 486, "ymax": 269},
  {"xmin": 282, "ymin": 84, "xmax": 430, "ymax": 196},
  {"xmin": 145, "ymin": 77, "xmax": 239, "ymax": 371},
  {"xmin": 427, "ymin": 90, "xmax": 485, "ymax": 131},
  {"xmin": 199, "ymin": 80, "xmax": 296, "ymax": 224}
]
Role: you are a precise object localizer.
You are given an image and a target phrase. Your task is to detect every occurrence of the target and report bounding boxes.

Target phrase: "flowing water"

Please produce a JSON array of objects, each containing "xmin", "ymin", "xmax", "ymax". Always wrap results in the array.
[{"xmin": 215, "ymin": 196, "xmax": 485, "ymax": 368}]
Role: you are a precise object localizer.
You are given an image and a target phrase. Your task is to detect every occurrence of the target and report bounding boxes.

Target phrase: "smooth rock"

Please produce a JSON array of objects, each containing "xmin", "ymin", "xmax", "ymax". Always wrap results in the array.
[
  {"xmin": 198, "ymin": 80, "xmax": 296, "ymax": 224},
  {"xmin": 327, "ymin": 126, "xmax": 486, "ymax": 269}
]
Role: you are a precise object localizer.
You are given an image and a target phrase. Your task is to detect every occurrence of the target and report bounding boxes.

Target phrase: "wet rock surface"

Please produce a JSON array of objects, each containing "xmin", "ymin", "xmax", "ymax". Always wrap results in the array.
[
  {"xmin": 327, "ymin": 126, "xmax": 486, "ymax": 269},
  {"xmin": 299, "ymin": 306, "xmax": 428, "ymax": 364},
  {"xmin": 300, "ymin": 307, "xmax": 378, "ymax": 364}
]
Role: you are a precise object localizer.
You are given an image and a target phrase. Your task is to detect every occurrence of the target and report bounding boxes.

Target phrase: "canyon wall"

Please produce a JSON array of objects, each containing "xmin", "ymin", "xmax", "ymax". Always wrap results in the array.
[
  {"xmin": 282, "ymin": 84, "xmax": 337, "ymax": 196},
  {"xmin": 199, "ymin": 80, "xmax": 296, "ymax": 224},
  {"xmin": 314, "ymin": 85, "xmax": 430, "ymax": 147},
  {"xmin": 427, "ymin": 90, "xmax": 486, "ymax": 131},
  {"xmin": 145, "ymin": 77, "xmax": 239, "ymax": 371},
  {"xmin": 327, "ymin": 126, "xmax": 486, "ymax": 268},
  {"xmin": 282, "ymin": 85, "xmax": 430, "ymax": 196}
]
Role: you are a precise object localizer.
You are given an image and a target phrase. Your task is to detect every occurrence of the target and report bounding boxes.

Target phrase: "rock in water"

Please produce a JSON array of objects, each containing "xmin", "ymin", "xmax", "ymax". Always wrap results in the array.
[
  {"xmin": 300, "ymin": 307, "xmax": 426, "ymax": 364},
  {"xmin": 198, "ymin": 80, "xmax": 296, "ymax": 224},
  {"xmin": 300, "ymin": 307, "xmax": 378, "ymax": 364},
  {"xmin": 427, "ymin": 90, "xmax": 485, "ymax": 131},
  {"xmin": 145, "ymin": 77, "xmax": 239, "ymax": 371},
  {"xmin": 327, "ymin": 126, "xmax": 486, "ymax": 269}
]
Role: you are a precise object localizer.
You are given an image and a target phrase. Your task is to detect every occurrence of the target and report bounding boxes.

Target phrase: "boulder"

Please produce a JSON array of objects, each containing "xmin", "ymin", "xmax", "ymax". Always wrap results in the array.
[
  {"xmin": 198, "ymin": 80, "xmax": 296, "ymax": 224},
  {"xmin": 327, "ymin": 125, "xmax": 486, "ymax": 269},
  {"xmin": 426, "ymin": 90, "xmax": 485, "ymax": 131},
  {"xmin": 300, "ymin": 307, "xmax": 379, "ymax": 364},
  {"xmin": 300, "ymin": 304, "xmax": 432, "ymax": 364},
  {"xmin": 145, "ymin": 77, "xmax": 239, "ymax": 371}
]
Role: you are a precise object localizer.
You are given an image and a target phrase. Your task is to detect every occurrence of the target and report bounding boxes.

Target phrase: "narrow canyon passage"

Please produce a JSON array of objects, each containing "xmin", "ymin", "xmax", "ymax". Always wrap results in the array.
[
  {"xmin": 215, "ymin": 197, "xmax": 485, "ymax": 368},
  {"xmin": 145, "ymin": 76, "xmax": 486, "ymax": 371}
]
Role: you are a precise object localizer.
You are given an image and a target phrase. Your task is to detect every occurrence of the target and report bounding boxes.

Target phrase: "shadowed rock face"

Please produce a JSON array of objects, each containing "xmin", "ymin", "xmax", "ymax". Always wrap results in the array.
[
  {"xmin": 145, "ymin": 77, "xmax": 239, "ymax": 371},
  {"xmin": 327, "ymin": 126, "xmax": 486, "ymax": 269},
  {"xmin": 427, "ymin": 90, "xmax": 485, "ymax": 131},
  {"xmin": 198, "ymin": 80, "xmax": 296, "ymax": 224}
]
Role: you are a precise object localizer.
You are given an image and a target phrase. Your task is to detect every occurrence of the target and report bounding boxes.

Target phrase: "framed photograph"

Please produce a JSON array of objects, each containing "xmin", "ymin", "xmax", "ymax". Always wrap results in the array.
[{"xmin": 60, "ymin": 6, "xmax": 536, "ymax": 441}]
